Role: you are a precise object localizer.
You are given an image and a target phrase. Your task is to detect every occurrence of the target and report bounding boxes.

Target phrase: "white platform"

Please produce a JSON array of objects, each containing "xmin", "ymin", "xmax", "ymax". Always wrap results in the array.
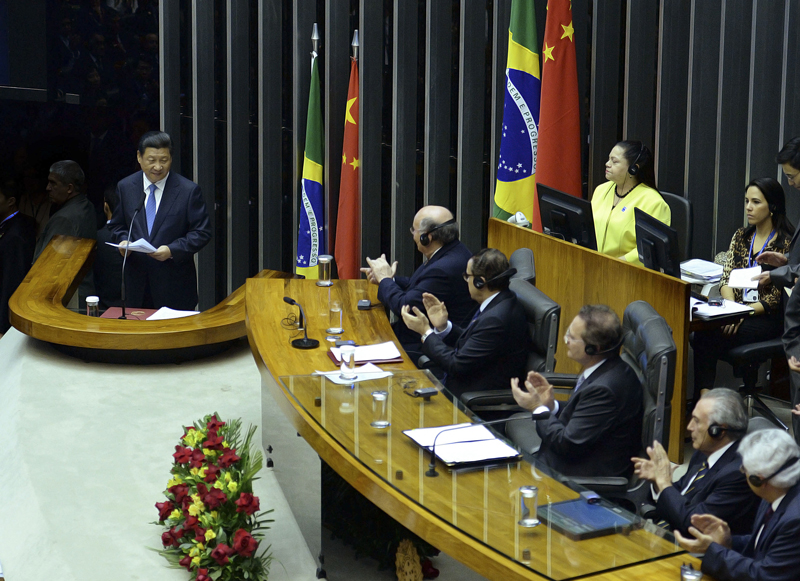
[{"xmin": 0, "ymin": 329, "xmax": 317, "ymax": 581}]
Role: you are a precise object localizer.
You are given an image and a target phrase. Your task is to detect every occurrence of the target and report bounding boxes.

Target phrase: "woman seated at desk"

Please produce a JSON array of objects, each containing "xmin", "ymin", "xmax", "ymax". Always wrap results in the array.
[
  {"xmin": 592, "ymin": 140, "xmax": 670, "ymax": 266},
  {"xmin": 692, "ymin": 177, "xmax": 794, "ymax": 391}
]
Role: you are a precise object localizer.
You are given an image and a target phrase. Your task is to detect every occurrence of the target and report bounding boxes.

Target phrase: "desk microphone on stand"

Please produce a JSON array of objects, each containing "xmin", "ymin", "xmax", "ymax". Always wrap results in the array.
[
  {"xmin": 283, "ymin": 296, "xmax": 319, "ymax": 349},
  {"xmin": 119, "ymin": 192, "xmax": 146, "ymax": 320}
]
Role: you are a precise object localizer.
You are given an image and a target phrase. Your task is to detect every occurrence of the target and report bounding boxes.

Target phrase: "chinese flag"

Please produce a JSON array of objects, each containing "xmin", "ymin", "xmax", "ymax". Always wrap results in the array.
[
  {"xmin": 535, "ymin": 0, "xmax": 582, "ymax": 225},
  {"xmin": 334, "ymin": 58, "xmax": 360, "ymax": 279}
]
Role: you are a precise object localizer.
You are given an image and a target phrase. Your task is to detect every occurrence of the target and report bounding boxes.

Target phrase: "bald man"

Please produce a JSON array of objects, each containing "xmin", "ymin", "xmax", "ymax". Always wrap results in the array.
[{"xmin": 361, "ymin": 206, "xmax": 475, "ymax": 362}]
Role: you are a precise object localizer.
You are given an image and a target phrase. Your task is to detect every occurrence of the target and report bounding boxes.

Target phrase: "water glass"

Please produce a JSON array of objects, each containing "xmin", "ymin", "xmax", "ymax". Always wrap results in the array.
[
  {"xmin": 518, "ymin": 486, "xmax": 540, "ymax": 528},
  {"xmin": 316, "ymin": 255, "xmax": 333, "ymax": 286},
  {"xmin": 370, "ymin": 390, "xmax": 390, "ymax": 428},
  {"xmin": 339, "ymin": 345, "xmax": 357, "ymax": 380},
  {"xmin": 326, "ymin": 299, "xmax": 344, "ymax": 341}
]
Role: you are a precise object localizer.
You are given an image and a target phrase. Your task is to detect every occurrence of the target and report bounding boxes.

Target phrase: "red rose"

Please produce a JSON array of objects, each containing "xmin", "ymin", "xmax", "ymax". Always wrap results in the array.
[
  {"xmin": 203, "ymin": 463, "xmax": 220, "ymax": 483},
  {"xmin": 190, "ymin": 449, "xmax": 206, "ymax": 468},
  {"xmin": 196, "ymin": 568, "xmax": 211, "ymax": 581},
  {"xmin": 206, "ymin": 415, "xmax": 226, "ymax": 431},
  {"xmin": 178, "ymin": 555, "xmax": 193, "ymax": 571},
  {"xmin": 181, "ymin": 495, "xmax": 193, "ymax": 512},
  {"xmin": 203, "ymin": 488, "xmax": 228, "ymax": 510},
  {"xmin": 232, "ymin": 528, "xmax": 259, "ymax": 558},
  {"xmin": 161, "ymin": 531, "xmax": 177, "ymax": 547},
  {"xmin": 218, "ymin": 448, "xmax": 240, "ymax": 468},
  {"xmin": 194, "ymin": 526, "xmax": 207, "ymax": 543},
  {"xmin": 155, "ymin": 500, "xmax": 175, "ymax": 521},
  {"xmin": 203, "ymin": 432, "xmax": 225, "ymax": 451},
  {"xmin": 183, "ymin": 516, "xmax": 200, "ymax": 532},
  {"xmin": 169, "ymin": 483, "xmax": 190, "ymax": 503},
  {"xmin": 196, "ymin": 482, "xmax": 208, "ymax": 496},
  {"xmin": 210, "ymin": 543, "xmax": 234, "ymax": 566},
  {"xmin": 173, "ymin": 445, "xmax": 193, "ymax": 464},
  {"xmin": 235, "ymin": 492, "xmax": 260, "ymax": 515}
]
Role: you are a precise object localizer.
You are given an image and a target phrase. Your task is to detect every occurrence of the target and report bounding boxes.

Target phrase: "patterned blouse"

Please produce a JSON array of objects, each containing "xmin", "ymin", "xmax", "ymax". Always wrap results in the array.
[{"xmin": 720, "ymin": 227, "xmax": 792, "ymax": 316}]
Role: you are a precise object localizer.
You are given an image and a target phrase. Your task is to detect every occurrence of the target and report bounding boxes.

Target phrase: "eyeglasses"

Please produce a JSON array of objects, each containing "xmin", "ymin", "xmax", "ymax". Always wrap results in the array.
[
  {"xmin": 462, "ymin": 272, "xmax": 474, "ymax": 282},
  {"xmin": 563, "ymin": 328, "xmax": 584, "ymax": 344}
]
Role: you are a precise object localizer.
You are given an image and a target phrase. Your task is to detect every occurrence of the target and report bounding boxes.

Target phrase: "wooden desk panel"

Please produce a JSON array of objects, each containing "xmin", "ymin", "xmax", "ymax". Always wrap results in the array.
[
  {"xmin": 246, "ymin": 277, "xmax": 704, "ymax": 581},
  {"xmin": 487, "ymin": 219, "xmax": 690, "ymax": 463}
]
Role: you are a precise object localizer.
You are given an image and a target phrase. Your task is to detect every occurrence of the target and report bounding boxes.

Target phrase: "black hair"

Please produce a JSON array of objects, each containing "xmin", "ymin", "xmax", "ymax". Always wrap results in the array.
[
  {"xmin": 137, "ymin": 131, "xmax": 173, "ymax": 155},
  {"xmin": 744, "ymin": 177, "xmax": 795, "ymax": 240},
  {"xmin": 470, "ymin": 248, "xmax": 511, "ymax": 291},
  {"xmin": 0, "ymin": 174, "xmax": 19, "ymax": 202},
  {"xmin": 49, "ymin": 160, "xmax": 85, "ymax": 193},
  {"xmin": 578, "ymin": 304, "xmax": 623, "ymax": 356},
  {"xmin": 617, "ymin": 140, "xmax": 658, "ymax": 192},
  {"xmin": 776, "ymin": 137, "xmax": 800, "ymax": 171}
]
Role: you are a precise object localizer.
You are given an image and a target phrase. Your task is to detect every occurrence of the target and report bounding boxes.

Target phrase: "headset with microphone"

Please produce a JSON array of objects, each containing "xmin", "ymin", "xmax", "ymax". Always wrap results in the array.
[
  {"xmin": 472, "ymin": 267, "xmax": 517, "ymax": 290},
  {"xmin": 584, "ymin": 334, "xmax": 625, "ymax": 356},
  {"xmin": 747, "ymin": 455, "xmax": 800, "ymax": 487},
  {"xmin": 627, "ymin": 142, "xmax": 647, "ymax": 177},
  {"xmin": 707, "ymin": 423, "xmax": 747, "ymax": 440},
  {"xmin": 419, "ymin": 219, "xmax": 456, "ymax": 246}
]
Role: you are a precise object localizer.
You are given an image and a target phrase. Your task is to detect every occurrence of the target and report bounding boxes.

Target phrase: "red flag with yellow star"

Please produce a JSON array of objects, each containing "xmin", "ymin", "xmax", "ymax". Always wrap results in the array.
[
  {"xmin": 535, "ymin": 0, "xmax": 581, "ymax": 219},
  {"xmin": 334, "ymin": 57, "xmax": 360, "ymax": 279}
]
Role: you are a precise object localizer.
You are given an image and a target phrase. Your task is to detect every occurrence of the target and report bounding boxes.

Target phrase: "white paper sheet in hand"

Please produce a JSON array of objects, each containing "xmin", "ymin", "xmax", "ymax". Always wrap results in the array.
[
  {"xmin": 106, "ymin": 238, "xmax": 158, "ymax": 253},
  {"xmin": 727, "ymin": 265, "xmax": 761, "ymax": 289}
]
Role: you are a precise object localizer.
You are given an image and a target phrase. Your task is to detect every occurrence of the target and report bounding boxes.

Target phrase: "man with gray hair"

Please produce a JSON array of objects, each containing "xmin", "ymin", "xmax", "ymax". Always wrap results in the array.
[
  {"xmin": 633, "ymin": 388, "xmax": 760, "ymax": 535},
  {"xmin": 676, "ymin": 428, "xmax": 800, "ymax": 581}
]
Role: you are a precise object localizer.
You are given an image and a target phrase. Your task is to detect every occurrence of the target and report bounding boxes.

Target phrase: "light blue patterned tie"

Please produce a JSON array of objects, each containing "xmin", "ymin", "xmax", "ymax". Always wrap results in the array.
[{"xmin": 145, "ymin": 183, "xmax": 157, "ymax": 235}]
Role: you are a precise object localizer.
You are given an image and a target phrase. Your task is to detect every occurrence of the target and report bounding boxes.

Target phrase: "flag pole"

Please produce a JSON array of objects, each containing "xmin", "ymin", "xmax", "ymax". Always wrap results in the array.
[{"xmin": 351, "ymin": 30, "xmax": 359, "ymax": 61}]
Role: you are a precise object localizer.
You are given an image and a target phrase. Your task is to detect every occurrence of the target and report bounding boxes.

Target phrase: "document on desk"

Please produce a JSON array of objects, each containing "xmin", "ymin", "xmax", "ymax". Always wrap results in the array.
[
  {"xmin": 330, "ymin": 341, "xmax": 402, "ymax": 364},
  {"xmin": 146, "ymin": 307, "xmax": 200, "ymax": 320},
  {"xmin": 403, "ymin": 424, "xmax": 521, "ymax": 466},
  {"xmin": 690, "ymin": 297, "xmax": 754, "ymax": 320},
  {"xmin": 105, "ymin": 238, "xmax": 158, "ymax": 254},
  {"xmin": 727, "ymin": 265, "xmax": 761, "ymax": 289},
  {"xmin": 313, "ymin": 362, "xmax": 393, "ymax": 385}
]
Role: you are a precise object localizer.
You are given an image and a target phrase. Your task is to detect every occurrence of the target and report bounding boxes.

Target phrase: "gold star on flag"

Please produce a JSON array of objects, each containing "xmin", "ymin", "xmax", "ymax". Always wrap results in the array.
[
  {"xmin": 350, "ymin": 157, "xmax": 360, "ymax": 170},
  {"xmin": 345, "ymin": 97, "xmax": 357, "ymax": 125},
  {"xmin": 543, "ymin": 43, "xmax": 555, "ymax": 63},
  {"xmin": 342, "ymin": 154, "xmax": 347, "ymax": 165},
  {"xmin": 561, "ymin": 21, "xmax": 574, "ymax": 42}
]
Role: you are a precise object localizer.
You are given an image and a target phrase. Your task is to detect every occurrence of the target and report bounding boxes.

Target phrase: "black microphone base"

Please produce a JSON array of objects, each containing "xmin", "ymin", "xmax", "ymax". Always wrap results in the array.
[
  {"xmin": 292, "ymin": 337, "xmax": 320, "ymax": 349},
  {"xmin": 425, "ymin": 467, "xmax": 439, "ymax": 477}
]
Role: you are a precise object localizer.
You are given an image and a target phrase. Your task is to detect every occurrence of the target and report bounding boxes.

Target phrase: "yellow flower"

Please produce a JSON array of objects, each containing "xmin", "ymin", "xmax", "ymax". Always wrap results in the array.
[
  {"xmin": 213, "ymin": 480, "xmax": 224, "ymax": 490},
  {"xmin": 227, "ymin": 480, "xmax": 238, "ymax": 493},
  {"xmin": 224, "ymin": 472, "xmax": 232, "ymax": 483},
  {"xmin": 167, "ymin": 475, "xmax": 184, "ymax": 487},
  {"xmin": 190, "ymin": 493, "xmax": 201, "ymax": 504},
  {"xmin": 223, "ymin": 441, "xmax": 230, "ymax": 448},
  {"xmin": 188, "ymin": 498, "xmax": 205, "ymax": 516},
  {"xmin": 202, "ymin": 449, "xmax": 217, "ymax": 458},
  {"xmin": 205, "ymin": 529, "xmax": 216, "ymax": 542},
  {"xmin": 198, "ymin": 467, "xmax": 207, "ymax": 479},
  {"xmin": 189, "ymin": 544, "xmax": 203, "ymax": 557},
  {"xmin": 190, "ymin": 467, "xmax": 200, "ymax": 477},
  {"xmin": 210, "ymin": 511, "xmax": 219, "ymax": 520},
  {"xmin": 191, "ymin": 556, "xmax": 201, "ymax": 567},
  {"xmin": 169, "ymin": 509, "xmax": 182, "ymax": 521}
]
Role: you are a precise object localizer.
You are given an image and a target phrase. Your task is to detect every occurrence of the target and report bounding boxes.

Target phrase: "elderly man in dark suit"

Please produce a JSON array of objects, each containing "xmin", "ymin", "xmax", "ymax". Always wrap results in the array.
[
  {"xmin": 510, "ymin": 304, "xmax": 643, "ymax": 478},
  {"xmin": 632, "ymin": 388, "xmax": 760, "ymax": 535},
  {"xmin": 676, "ymin": 428, "xmax": 800, "ymax": 581},
  {"xmin": 400, "ymin": 248, "xmax": 529, "ymax": 399},
  {"xmin": 108, "ymin": 131, "xmax": 211, "ymax": 310},
  {"xmin": 361, "ymin": 205, "xmax": 475, "ymax": 363}
]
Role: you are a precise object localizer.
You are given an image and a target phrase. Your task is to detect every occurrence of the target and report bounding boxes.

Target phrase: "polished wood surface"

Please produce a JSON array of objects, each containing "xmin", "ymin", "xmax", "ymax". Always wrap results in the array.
[
  {"xmin": 9, "ymin": 235, "xmax": 295, "ymax": 350},
  {"xmin": 488, "ymin": 219, "xmax": 691, "ymax": 463},
  {"xmin": 246, "ymin": 277, "xmax": 704, "ymax": 581}
]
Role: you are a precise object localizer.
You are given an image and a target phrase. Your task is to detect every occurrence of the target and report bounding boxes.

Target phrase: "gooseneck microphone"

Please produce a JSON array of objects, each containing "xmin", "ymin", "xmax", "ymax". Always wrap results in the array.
[
  {"xmin": 424, "ymin": 413, "xmax": 549, "ymax": 477},
  {"xmin": 283, "ymin": 296, "xmax": 320, "ymax": 349},
  {"xmin": 119, "ymin": 192, "xmax": 146, "ymax": 320}
]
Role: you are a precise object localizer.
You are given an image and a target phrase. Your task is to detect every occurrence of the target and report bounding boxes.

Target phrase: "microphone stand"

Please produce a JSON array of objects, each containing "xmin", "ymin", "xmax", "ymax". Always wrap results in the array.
[
  {"xmin": 283, "ymin": 297, "xmax": 319, "ymax": 349},
  {"xmin": 119, "ymin": 197, "xmax": 145, "ymax": 320}
]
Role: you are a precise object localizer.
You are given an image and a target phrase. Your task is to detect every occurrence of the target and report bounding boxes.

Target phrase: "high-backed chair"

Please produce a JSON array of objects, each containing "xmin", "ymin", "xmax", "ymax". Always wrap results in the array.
[
  {"xmin": 459, "ymin": 278, "xmax": 560, "ymax": 416},
  {"xmin": 660, "ymin": 191, "xmax": 693, "ymax": 261},
  {"xmin": 509, "ymin": 247, "xmax": 535, "ymax": 285}
]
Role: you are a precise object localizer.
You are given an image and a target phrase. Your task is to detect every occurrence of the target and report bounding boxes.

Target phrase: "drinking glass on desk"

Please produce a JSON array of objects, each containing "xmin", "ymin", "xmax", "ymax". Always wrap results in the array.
[
  {"xmin": 339, "ymin": 345, "xmax": 357, "ymax": 380},
  {"xmin": 370, "ymin": 390, "xmax": 390, "ymax": 428},
  {"xmin": 326, "ymin": 299, "xmax": 344, "ymax": 341}
]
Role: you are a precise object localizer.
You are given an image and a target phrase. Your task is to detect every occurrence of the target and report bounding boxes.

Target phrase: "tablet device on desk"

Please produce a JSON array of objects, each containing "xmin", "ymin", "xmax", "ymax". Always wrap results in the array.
[{"xmin": 539, "ymin": 497, "xmax": 639, "ymax": 540}]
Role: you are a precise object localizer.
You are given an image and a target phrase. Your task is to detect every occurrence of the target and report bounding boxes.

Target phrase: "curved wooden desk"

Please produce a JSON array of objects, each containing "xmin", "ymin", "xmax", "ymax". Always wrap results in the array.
[
  {"xmin": 9, "ymin": 235, "xmax": 293, "ymax": 357},
  {"xmin": 246, "ymin": 278, "xmax": 705, "ymax": 581}
]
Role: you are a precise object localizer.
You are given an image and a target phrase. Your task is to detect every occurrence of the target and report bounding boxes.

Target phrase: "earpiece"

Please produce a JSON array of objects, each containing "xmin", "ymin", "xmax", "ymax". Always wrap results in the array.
[
  {"xmin": 419, "ymin": 219, "xmax": 456, "ymax": 246},
  {"xmin": 708, "ymin": 424, "xmax": 725, "ymax": 439},
  {"xmin": 627, "ymin": 142, "xmax": 647, "ymax": 177},
  {"xmin": 584, "ymin": 334, "xmax": 624, "ymax": 356},
  {"xmin": 472, "ymin": 267, "xmax": 517, "ymax": 290},
  {"xmin": 748, "ymin": 456, "xmax": 799, "ymax": 487}
]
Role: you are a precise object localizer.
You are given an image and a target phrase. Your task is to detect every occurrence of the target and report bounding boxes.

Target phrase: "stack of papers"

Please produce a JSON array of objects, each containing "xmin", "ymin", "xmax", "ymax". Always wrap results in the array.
[
  {"xmin": 403, "ymin": 423, "xmax": 521, "ymax": 467},
  {"xmin": 329, "ymin": 341, "xmax": 402, "ymax": 364},
  {"xmin": 690, "ymin": 297, "xmax": 754, "ymax": 320},
  {"xmin": 681, "ymin": 259, "xmax": 723, "ymax": 284},
  {"xmin": 105, "ymin": 238, "xmax": 158, "ymax": 254}
]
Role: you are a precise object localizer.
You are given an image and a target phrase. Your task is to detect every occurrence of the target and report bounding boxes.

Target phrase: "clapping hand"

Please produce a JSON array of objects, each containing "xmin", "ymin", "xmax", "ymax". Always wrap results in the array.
[
  {"xmin": 632, "ymin": 441, "xmax": 674, "ymax": 492},
  {"xmin": 421, "ymin": 293, "xmax": 448, "ymax": 331},
  {"xmin": 401, "ymin": 305, "xmax": 432, "ymax": 336},
  {"xmin": 360, "ymin": 254, "xmax": 397, "ymax": 284},
  {"xmin": 511, "ymin": 371, "xmax": 555, "ymax": 412},
  {"xmin": 674, "ymin": 514, "xmax": 732, "ymax": 554}
]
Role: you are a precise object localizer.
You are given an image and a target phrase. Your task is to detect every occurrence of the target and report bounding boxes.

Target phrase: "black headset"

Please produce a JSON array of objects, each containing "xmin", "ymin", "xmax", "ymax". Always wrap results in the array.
[
  {"xmin": 584, "ymin": 334, "xmax": 624, "ymax": 356},
  {"xmin": 627, "ymin": 142, "xmax": 647, "ymax": 177},
  {"xmin": 748, "ymin": 456, "xmax": 800, "ymax": 487},
  {"xmin": 472, "ymin": 268, "xmax": 517, "ymax": 290},
  {"xmin": 707, "ymin": 423, "xmax": 746, "ymax": 439},
  {"xmin": 419, "ymin": 219, "xmax": 456, "ymax": 246}
]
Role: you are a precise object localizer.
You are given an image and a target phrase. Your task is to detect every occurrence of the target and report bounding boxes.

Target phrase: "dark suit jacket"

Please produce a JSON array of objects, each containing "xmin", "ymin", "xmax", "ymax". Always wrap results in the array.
[
  {"xmin": 378, "ymin": 239, "xmax": 475, "ymax": 360},
  {"xmin": 656, "ymin": 442, "xmax": 760, "ymax": 535},
  {"xmin": 420, "ymin": 289, "xmax": 529, "ymax": 399},
  {"xmin": 537, "ymin": 355, "xmax": 643, "ymax": 478},
  {"xmin": 108, "ymin": 171, "xmax": 211, "ymax": 310},
  {"xmin": 702, "ymin": 483, "xmax": 800, "ymax": 581},
  {"xmin": 33, "ymin": 194, "xmax": 97, "ymax": 261},
  {"xmin": 0, "ymin": 213, "xmax": 36, "ymax": 332}
]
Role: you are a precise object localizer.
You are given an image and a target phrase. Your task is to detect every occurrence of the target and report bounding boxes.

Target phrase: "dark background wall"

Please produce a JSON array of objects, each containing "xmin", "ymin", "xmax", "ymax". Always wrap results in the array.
[{"xmin": 2, "ymin": 0, "xmax": 798, "ymax": 309}]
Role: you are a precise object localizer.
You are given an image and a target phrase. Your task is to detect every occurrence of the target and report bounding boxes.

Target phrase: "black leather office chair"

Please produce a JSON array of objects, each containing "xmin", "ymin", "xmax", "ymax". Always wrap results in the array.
[
  {"xmin": 458, "ymin": 278, "xmax": 560, "ymax": 416},
  {"xmin": 660, "ymin": 192, "xmax": 693, "ymax": 262},
  {"xmin": 509, "ymin": 247, "xmax": 535, "ymax": 285},
  {"xmin": 720, "ymin": 338, "xmax": 788, "ymax": 430}
]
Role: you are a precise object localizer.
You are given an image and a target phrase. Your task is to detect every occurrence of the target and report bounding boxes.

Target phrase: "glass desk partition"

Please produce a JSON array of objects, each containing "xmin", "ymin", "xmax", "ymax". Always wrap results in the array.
[{"xmin": 278, "ymin": 370, "xmax": 685, "ymax": 581}]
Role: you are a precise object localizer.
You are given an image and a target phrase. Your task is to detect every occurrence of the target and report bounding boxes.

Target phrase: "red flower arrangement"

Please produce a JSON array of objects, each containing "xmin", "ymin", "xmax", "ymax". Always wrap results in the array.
[{"xmin": 153, "ymin": 413, "xmax": 273, "ymax": 580}]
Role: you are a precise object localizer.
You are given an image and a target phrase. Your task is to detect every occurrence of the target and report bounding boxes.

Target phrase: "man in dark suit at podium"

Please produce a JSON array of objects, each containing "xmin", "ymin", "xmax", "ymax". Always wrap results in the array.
[
  {"xmin": 511, "ymin": 304, "xmax": 643, "ymax": 478},
  {"xmin": 108, "ymin": 131, "xmax": 211, "ymax": 310},
  {"xmin": 632, "ymin": 388, "xmax": 760, "ymax": 535},
  {"xmin": 361, "ymin": 205, "xmax": 474, "ymax": 363}
]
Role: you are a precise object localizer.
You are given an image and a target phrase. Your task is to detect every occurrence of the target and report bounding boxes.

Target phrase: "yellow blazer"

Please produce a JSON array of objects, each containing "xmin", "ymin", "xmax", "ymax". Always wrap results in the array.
[{"xmin": 591, "ymin": 181, "xmax": 671, "ymax": 266}]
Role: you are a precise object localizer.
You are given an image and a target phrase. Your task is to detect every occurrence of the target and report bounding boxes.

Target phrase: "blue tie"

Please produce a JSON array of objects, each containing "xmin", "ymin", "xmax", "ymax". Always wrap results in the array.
[{"xmin": 145, "ymin": 183, "xmax": 157, "ymax": 235}]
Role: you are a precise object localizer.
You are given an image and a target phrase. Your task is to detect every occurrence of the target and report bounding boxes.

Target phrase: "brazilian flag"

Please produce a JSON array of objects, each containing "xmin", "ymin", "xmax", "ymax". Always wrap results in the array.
[
  {"xmin": 493, "ymin": 0, "xmax": 540, "ymax": 226},
  {"xmin": 296, "ymin": 53, "xmax": 325, "ymax": 279}
]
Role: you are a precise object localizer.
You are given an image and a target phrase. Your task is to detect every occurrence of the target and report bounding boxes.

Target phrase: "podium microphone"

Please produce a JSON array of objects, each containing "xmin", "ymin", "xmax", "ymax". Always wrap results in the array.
[
  {"xmin": 425, "ymin": 412, "xmax": 550, "ymax": 477},
  {"xmin": 283, "ymin": 297, "xmax": 319, "ymax": 349},
  {"xmin": 119, "ymin": 192, "xmax": 146, "ymax": 320}
]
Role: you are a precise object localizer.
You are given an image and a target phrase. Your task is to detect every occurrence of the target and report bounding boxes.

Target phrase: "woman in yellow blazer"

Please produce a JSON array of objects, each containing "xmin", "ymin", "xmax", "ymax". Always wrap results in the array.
[{"xmin": 591, "ymin": 141, "xmax": 670, "ymax": 266}]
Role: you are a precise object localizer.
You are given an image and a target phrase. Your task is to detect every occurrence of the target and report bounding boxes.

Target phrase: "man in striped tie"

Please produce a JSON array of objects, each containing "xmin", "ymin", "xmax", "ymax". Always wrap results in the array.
[
  {"xmin": 675, "ymin": 428, "xmax": 800, "ymax": 581},
  {"xmin": 632, "ymin": 388, "xmax": 759, "ymax": 535}
]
